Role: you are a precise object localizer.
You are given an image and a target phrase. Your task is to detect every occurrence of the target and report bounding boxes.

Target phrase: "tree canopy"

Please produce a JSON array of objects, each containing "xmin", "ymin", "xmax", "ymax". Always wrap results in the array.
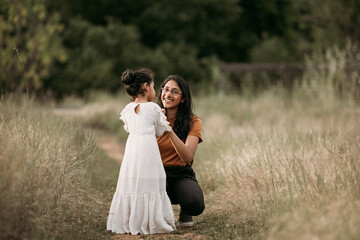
[{"xmin": 1, "ymin": 0, "xmax": 359, "ymax": 97}]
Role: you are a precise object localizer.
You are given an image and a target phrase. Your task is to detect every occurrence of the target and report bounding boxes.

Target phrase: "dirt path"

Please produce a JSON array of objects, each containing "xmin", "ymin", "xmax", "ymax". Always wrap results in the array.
[
  {"xmin": 112, "ymin": 232, "xmax": 209, "ymax": 240},
  {"xmin": 53, "ymin": 108, "xmax": 210, "ymax": 239},
  {"xmin": 95, "ymin": 130, "xmax": 124, "ymax": 165}
]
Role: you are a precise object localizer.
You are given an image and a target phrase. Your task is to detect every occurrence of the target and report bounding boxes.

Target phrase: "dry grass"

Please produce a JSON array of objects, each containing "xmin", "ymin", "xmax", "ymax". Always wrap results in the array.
[
  {"xmin": 51, "ymin": 72, "xmax": 359, "ymax": 239},
  {"xmin": 55, "ymin": 85, "xmax": 359, "ymax": 239},
  {"xmin": 189, "ymin": 46, "xmax": 360, "ymax": 239},
  {"xmin": 0, "ymin": 97, "xmax": 114, "ymax": 240},
  {"xmin": 1, "ymin": 46, "xmax": 359, "ymax": 239},
  {"xmin": 193, "ymin": 84, "xmax": 360, "ymax": 239}
]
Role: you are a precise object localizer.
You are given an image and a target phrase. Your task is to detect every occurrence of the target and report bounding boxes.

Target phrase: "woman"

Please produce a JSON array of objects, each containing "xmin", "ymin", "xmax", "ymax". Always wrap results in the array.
[{"xmin": 157, "ymin": 75, "xmax": 205, "ymax": 227}]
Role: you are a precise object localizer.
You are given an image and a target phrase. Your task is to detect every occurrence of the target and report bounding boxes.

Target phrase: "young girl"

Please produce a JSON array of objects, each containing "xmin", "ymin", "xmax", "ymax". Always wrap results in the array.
[{"xmin": 107, "ymin": 68, "xmax": 176, "ymax": 235}]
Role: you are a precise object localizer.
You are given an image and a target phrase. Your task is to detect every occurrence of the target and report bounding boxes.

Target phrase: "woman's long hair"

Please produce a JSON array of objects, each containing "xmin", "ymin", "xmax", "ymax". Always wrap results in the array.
[{"xmin": 158, "ymin": 75, "xmax": 193, "ymax": 141}]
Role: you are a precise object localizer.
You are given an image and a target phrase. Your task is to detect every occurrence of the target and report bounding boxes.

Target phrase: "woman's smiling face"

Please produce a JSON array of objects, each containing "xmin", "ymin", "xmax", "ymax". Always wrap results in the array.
[{"xmin": 161, "ymin": 80, "xmax": 184, "ymax": 109}]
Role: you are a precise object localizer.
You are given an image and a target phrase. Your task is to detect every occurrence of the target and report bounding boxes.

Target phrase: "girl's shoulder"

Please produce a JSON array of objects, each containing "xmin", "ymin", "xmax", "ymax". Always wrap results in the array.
[
  {"xmin": 120, "ymin": 102, "xmax": 135, "ymax": 117},
  {"xmin": 142, "ymin": 102, "xmax": 162, "ymax": 112},
  {"xmin": 146, "ymin": 101, "xmax": 161, "ymax": 109},
  {"xmin": 121, "ymin": 102, "xmax": 133, "ymax": 112},
  {"xmin": 121, "ymin": 102, "xmax": 160, "ymax": 114}
]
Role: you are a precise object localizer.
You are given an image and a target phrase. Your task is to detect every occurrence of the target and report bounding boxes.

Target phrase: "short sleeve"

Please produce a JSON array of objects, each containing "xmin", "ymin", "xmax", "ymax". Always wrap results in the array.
[
  {"xmin": 119, "ymin": 107, "xmax": 129, "ymax": 133},
  {"xmin": 154, "ymin": 105, "xmax": 171, "ymax": 137},
  {"xmin": 189, "ymin": 115, "xmax": 202, "ymax": 143}
]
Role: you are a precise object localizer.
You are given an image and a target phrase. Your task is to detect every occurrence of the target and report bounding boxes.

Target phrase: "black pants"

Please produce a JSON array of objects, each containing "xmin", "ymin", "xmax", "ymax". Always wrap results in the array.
[{"xmin": 164, "ymin": 165, "xmax": 205, "ymax": 216}]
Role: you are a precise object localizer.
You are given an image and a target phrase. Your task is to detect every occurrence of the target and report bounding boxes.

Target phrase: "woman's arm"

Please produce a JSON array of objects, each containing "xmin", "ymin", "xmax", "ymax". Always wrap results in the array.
[{"xmin": 165, "ymin": 130, "xmax": 199, "ymax": 164}]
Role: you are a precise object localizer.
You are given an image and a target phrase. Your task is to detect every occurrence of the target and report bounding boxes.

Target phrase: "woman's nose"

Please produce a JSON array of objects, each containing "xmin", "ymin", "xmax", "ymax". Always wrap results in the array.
[{"xmin": 163, "ymin": 91, "xmax": 171, "ymax": 98}]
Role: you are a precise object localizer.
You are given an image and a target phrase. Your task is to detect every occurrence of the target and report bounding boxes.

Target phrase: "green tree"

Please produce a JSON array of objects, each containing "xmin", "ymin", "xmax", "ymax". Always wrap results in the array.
[
  {"xmin": 0, "ymin": 0, "xmax": 66, "ymax": 95},
  {"xmin": 47, "ymin": 0, "xmax": 241, "ymax": 60},
  {"xmin": 137, "ymin": 0, "xmax": 240, "ymax": 57},
  {"xmin": 305, "ymin": 0, "xmax": 360, "ymax": 49},
  {"xmin": 45, "ymin": 17, "xmax": 215, "ymax": 98},
  {"xmin": 45, "ymin": 18, "xmax": 145, "ymax": 97},
  {"xmin": 46, "ymin": 0, "xmax": 302, "ymax": 62}
]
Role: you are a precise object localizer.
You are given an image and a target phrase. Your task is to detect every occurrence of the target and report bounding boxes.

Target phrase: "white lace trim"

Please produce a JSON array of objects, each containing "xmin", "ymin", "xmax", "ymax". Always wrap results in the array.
[
  {"xmin": 119, "ymin": 104, "xmax": 130, "ymax": 133},
  {"xmin": 154, "ymin": 104, "xmax": 172, "ymax": 132}
]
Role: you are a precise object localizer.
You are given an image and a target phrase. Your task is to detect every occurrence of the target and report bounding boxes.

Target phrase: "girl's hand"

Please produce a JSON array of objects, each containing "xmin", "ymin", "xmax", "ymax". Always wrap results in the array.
[{"xmin": 161, "ymin": 108, "xmax": 171, "ymax": 133}]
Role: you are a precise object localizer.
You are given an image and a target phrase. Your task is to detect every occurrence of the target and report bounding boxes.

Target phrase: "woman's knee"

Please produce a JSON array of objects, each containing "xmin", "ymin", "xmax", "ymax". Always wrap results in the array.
[
  {"xmin": 180, "ymin": 192, "xmax": 205, "ymax": 216},
  {"xmin": 172, "ymin": 178, "xmax": 205, "ymax": 215},
  {"xmin": 180, "ymin": 199, "xmax": 205, "ymax": 216}
]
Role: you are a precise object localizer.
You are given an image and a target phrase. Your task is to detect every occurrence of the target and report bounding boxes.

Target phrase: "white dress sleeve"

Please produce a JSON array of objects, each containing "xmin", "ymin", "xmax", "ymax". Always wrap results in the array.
[
  {"xmin": 154, "ymin": 104, "xmax": 171, "ymax": 137},
  {"xmin": 119, "ymin": 106, "xmax": 129, "ymax": 133}
]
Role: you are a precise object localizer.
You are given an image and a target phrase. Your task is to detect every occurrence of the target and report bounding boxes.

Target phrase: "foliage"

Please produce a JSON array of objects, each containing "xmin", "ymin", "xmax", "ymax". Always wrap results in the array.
[
  {"xmin": 137, "ymin": 0, "xmax": 240, "ymax": 59},
  {"xmin": 44, "ymin": 17, "xmax": 144, "ymax": 97},
  {"xmin": 250, "ymin": 37, "xmax": 299, "ymax": 63},
  {"xmin": 2, "ymin": 0, "xmax": 360, "ymax": 98},
  {"xmin": 45, "ymin": 17, "xmax": 215, "ymax": 98},
  {"xmin": 0, "ymin": 0, "xmax": 66, "ymax": 95},
  {"xmin": 47, "ymin": 0, "xmax": 298, "ymax": 62},
  {"xmin": 301, "ymin": 0, "xmax": 360, "ymax": 50}
]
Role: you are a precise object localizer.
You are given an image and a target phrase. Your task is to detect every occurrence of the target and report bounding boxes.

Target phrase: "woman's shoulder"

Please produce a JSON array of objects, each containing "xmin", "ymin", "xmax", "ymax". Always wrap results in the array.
[
  {"xmin": 189, "ymin": 114, "xmax": 202, "ymax": 142},
  {"xmin": 191, "ymin": 114, "xmax": 202, "ymax": 125},
  {"xmin": 190, "ymin": 114, "xmax": 202, "ymax": 131}
]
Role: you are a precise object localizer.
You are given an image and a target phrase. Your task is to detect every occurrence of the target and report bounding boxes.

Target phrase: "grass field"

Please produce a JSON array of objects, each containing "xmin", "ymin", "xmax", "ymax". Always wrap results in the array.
[{"xmin": 1, "ymin": 50, "xmax": 359, "ymax": 239}]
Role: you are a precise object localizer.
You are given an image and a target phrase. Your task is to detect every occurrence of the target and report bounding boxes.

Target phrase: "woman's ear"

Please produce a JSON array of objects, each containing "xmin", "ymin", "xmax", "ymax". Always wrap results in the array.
[{"xmin": 181, "ymin": 98, "xmax": 185, "ymax": 103}]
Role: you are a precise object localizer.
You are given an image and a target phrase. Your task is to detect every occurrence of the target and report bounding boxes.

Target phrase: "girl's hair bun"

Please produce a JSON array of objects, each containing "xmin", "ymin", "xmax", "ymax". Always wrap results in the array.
[
  {"xmin": 121, "ymin": 69, "xmax": 135, "ymax": 85},
  {"xmin": 121, "ymin": 67, "xmax": 154, "ymax": 99}
]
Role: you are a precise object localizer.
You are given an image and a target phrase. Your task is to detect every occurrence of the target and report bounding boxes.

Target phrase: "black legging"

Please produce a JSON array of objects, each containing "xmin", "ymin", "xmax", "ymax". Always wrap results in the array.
[{"xmin": 164, "ymin": 166, "xmax": 205, "ymax": 216}]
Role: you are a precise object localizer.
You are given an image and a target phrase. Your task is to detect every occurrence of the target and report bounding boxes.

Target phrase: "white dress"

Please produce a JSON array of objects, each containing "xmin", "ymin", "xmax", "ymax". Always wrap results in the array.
[{"xmin": 107, "ymin": 102, "xmax": 176, "ymax": 235}]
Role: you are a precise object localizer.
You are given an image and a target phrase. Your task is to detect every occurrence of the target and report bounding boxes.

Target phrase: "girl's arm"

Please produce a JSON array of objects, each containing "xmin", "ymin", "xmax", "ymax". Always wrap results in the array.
[{"xmin": 166, "ymin": 130, "xmax": 199, "ymax": 164}]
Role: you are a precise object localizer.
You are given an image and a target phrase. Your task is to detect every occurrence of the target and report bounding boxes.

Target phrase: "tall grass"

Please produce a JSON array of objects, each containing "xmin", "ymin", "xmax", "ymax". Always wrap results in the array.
[
  {"xmin": 43, "ymin": 44, "xmax": 360, "ymax": 239},
  {"xmin": 192, "ymin": 46, "xmax": 360, "ymax": 239},
  {"xmin": 0, "ymin": 97, "xmax": 115, "ymax": 239}
]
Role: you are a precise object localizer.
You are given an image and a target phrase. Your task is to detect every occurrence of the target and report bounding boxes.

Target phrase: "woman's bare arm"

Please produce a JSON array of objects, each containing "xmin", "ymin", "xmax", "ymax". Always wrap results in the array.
[{"xmin": 166, "ymin": 130, "xmax": 199, "ymax": 164}]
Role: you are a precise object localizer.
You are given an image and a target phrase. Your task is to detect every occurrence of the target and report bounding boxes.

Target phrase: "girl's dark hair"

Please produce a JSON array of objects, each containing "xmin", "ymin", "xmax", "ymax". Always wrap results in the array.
[
  {"xmin": 158, "ymin": 75, "xmax": 193, "ymax": 141},
  {"xmin": 121, "ymin": 68, "xmax": 154, "ymax": 99}
]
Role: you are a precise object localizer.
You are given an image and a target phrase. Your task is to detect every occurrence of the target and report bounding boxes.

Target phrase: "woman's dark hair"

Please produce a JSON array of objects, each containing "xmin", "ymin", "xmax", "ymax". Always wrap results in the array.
[
  {"xmin": 158, "ymin": 75, "xmax": 193, "ymax": 141},
  {"xmin": 121, "ymin": 68, "xmax": 154, "ymax": 99}
]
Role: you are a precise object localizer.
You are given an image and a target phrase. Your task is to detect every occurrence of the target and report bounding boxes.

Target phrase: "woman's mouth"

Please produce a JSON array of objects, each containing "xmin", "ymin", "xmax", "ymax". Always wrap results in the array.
[{"xmin": 163, "ymin": 98, "xmax": 173, "ymax": 103}]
